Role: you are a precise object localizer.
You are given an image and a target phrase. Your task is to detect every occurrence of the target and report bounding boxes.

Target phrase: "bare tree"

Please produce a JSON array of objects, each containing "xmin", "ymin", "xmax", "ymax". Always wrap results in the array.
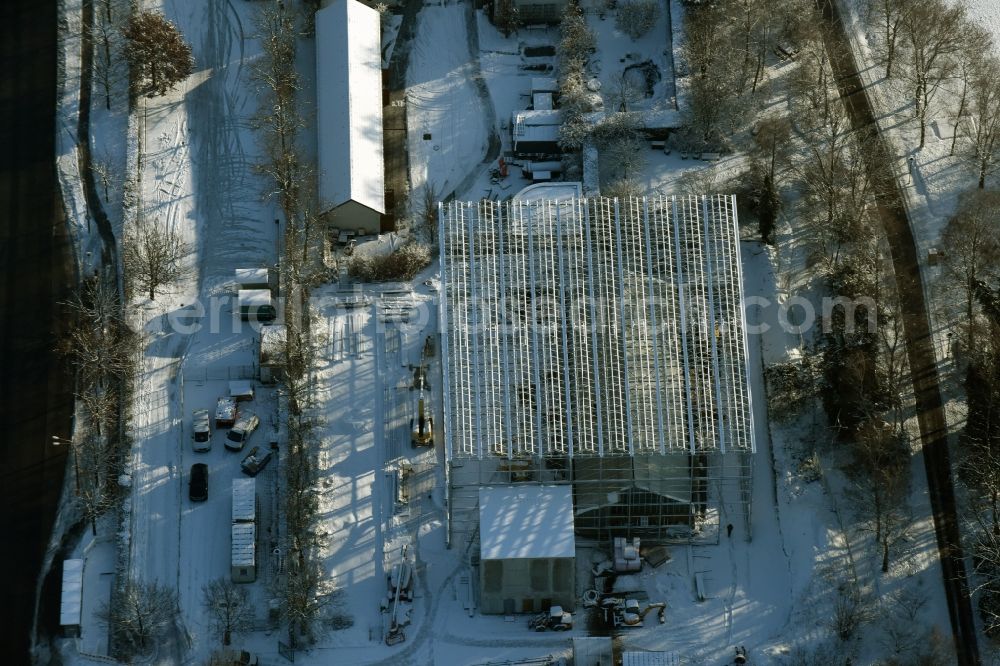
[
  {"xmin": 203, "ymin": 578, "xmax": 254, "ymax": 646},
  {"xmin": 864, "ymin": 0, "xmax": 909, "ymax": 78},
  {"xmin": 900, "ymin": 0, "xmax": 965, "ymax": 148},
  {"xmin": 75, "ymin": 431, "xmax": 117, "ymax": 536},
  {"xmin": 593, "ymin": 113, "xmax": 646, "ymax": 182},
  {"xmin": 948, "ymin": 23, "xmax": 992, "ymax": 156},
  {"xmin": 967, "ymin": 56, "xmax": 1000, "ymax": 189},
  {"xmin": 851, "ymin": 416, "xmax": 910, "ymax": 573},
  {"xmin": 61, "ymin": 276, "xmax": 135, "ymax": 390},
  {"xmin": 99, "ymin": 580, "xmax": 178, "ymax": 657},
  {"xmin": 615, "ymin": 0, "xmax": 660, "ymax": 40},
  {"xmin": 123, "ymin": 11, "xmax": 195, "ymax": 98},
  {"xmin": 92, "ymin": 0, "xmax": 127, "ymax": 110},
  {"xmin": 940, "ymin": 189, "xmax": 1000, "ymax": 352},
  {"xmin": 607, "ymin": 70, "xmax": 645, "ymax": 113},
  {"xmin": 723, "ymin": 0, "xmax": 773, "ymax": 96},
  {"xmin": 89, "ymin": 152, "xmax": 119, "ymax": 204},
  {"xmin": 123, "ymin": 218, "xmax": 189, "ymax": 300}
]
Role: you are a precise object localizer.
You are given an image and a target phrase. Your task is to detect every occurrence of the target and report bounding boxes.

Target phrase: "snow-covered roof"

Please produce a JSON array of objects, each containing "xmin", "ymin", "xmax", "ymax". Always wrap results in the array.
[
  {"xmin": 440, "ymin": 196, "xmax": 756, "ymax": 459},
  {"xmin": 316, "ymin": 0, "xmax": 385, "ymax": 216},
  {"xmin": 235, "ymin": 267, "xmax": 269, "ymax": 286},
  {"xmin": 59, "ymin": 559, "xmax": 83, "ymax": 626},
  {"xmin": 238, "ymin": 289, "xmax": 272, "ymax": 307},
  {"xmin": 513, "ymin": 109, "xmax": 562, "ymax": 129},
  {"xmin": 513, "ymin": 124, "xmax": 559, "ymax": 146},
  {"xmin": 532, "ymin": 92, "xmax": 554, "ymax": 111},
  {"xmin": 229, "ymin": 380, "xmax": 254, "ymax": 398},
  {"xmin": 232, "ymin": 523, "xmax": 256, "ymax": 566},
  {"xmin": 232, "ymin": 478, "xmax": 256, "ymax": 523},
  {"xmin": 260, "ymin": 324, "xmax": 287, "ymax": 366},
  {"xmin": 531, "ymin": 77, "xmax": 559, "ymax": 93},
  {"xmin": 622, "ymin": 652, "xmax": 680, "ymax": 666},
  {"xmin": 479, "ymin": 486, "xmax": 575, "ymax": 560}
]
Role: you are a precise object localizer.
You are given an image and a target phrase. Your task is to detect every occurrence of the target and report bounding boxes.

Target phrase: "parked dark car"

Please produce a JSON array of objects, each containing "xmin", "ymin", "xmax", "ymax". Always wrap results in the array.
[
  {"xmin": 240, "ymin": 446, "xmax": 273, "ymax": 477},
  {"xmin": 189, "ymin": 463, "xmax": 208, "ymax": 501}
]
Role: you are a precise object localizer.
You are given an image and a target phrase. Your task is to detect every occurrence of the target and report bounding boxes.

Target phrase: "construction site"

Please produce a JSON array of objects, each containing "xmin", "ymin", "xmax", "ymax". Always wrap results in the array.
[{"xmin": 439, "ymin": 195, "xmax": 757, "ymax": 564}]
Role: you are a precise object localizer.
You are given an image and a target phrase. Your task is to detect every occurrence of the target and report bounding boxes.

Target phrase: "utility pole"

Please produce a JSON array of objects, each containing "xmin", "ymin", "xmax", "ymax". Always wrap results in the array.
[{"xmin": 51, "ymin": 435, "xmax": 80, "ymax": 495}]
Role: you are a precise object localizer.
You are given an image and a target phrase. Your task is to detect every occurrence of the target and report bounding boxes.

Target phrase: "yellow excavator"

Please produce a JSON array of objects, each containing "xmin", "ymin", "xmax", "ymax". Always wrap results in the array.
[{"xmin": 411, "ymin": 391, "xmax": 433, "ymax": 447}]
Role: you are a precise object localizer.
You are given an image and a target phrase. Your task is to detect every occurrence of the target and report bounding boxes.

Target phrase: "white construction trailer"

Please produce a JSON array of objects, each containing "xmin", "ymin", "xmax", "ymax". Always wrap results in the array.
[{"xmin": 231, "ymin": 523, "xmax": 256, "ymax": 583}]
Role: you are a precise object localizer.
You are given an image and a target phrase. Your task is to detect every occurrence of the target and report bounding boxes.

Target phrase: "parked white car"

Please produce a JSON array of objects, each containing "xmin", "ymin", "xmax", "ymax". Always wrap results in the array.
[{"xmin": 225, "ymin": 411, "xmax": 259, "ymax": 451}]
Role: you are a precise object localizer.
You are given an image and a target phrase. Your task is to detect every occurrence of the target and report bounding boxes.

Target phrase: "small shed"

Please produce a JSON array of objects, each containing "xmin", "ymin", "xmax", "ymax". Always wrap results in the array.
[
  {"xmin": 511, "ymin": 110, "xmax": 562, "ymax": 157},
  {"xmin": 232, "ymin": 523, "xmax": 256, "ymax": 583},
  {"xmin": 478, "ymin": 485, "xmax": 575, "ymax": 614},
  {"xmin": 259, "ymin": 324, "xmax": 287, "ymax": 384},
  {"xmin": 573, "ymin": 637, "xmax": 613, "ymax": 666},
  {"xmin": 238, "ymin": 289, "xmax": 276, "ymax": 322},
  {"xmin": 232, "ymin": 478, "xmax": 256, "ymax": 523},
  {"xmin": 60, "ymin": 559, "xmax": 84, "ymax": 637},
  {"xmin": 235, "ymin": 268, "xmax": 270, "ymax": 290},
  {"xmin": 622, "ymin": 652, "xmax": 680, "ymax": 666}
]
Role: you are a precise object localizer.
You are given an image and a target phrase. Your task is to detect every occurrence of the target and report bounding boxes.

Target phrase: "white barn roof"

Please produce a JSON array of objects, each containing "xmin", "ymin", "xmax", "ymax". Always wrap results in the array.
[
  {"xmin": 479, "ymin": 486, "xmax": 575, "ymax": 560},
  {"xmin": 60, "ymin": 559, "xmax": 84, "ymax": 626},
  {"xmin": 315, "ymin": 0, "xmax": 385, "ymax": 216}
]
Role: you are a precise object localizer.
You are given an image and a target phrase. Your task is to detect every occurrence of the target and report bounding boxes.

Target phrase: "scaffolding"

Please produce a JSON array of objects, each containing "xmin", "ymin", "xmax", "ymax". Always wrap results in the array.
[{"xmin": 439, "ymin": 196, "xmax": 756, "ymax": 546}]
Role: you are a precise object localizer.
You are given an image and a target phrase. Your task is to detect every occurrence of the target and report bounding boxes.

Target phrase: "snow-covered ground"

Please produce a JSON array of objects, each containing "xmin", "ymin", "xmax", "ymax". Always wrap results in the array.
[
  {"xmin": 51, "ymin": 0, "xmax": 970, "ymax": 661},
  {"xmin": 407, "ymin": 3, "xmax": 491, "ymax": 207}
]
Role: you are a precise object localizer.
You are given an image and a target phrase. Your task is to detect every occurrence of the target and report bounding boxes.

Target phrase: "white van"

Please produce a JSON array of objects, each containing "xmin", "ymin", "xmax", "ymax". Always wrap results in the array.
[{"xmin": 192, "ymin": 409, "xmax": 212, "ymax": 452}]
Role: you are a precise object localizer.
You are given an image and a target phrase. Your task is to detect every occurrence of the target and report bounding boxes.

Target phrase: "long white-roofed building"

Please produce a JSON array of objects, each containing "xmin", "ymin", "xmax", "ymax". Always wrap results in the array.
[
  {"xmin": 439, "ymin": 195, "xmax": 756, "ymax": 546},
  {"xmin": 315, "ymin": 0, "xmax": 385, "ymax": 234}
]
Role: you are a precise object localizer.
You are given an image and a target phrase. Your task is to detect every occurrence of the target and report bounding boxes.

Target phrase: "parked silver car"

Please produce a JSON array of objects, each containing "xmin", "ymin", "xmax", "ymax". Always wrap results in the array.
[{"xmin": 225, "ymin": 411, "xmax": 259, "ymax": 451}]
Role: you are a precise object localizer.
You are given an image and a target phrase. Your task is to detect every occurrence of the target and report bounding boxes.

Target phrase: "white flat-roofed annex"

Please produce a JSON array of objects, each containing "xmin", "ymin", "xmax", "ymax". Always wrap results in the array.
[{"xmin": 479, "ymin": 485, "xmax": 575, "ymax": 560}]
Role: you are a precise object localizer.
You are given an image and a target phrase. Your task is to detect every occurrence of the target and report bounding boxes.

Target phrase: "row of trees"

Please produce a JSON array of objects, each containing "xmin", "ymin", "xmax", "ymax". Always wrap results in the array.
[
  {"xmin": 866, "ymin": 0, "xmax": 1000, "ymax": 185},
  {"xmin": 251, "ymin": 2, "xmax": 333, "ymax": 649},
  {"xmin": 936, "ymin": 189, "xmax": 1000, "ymax": 635},
  {"xmin": 865, "ymin": 0, "xmax": 1000, "ymax": 637}
]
